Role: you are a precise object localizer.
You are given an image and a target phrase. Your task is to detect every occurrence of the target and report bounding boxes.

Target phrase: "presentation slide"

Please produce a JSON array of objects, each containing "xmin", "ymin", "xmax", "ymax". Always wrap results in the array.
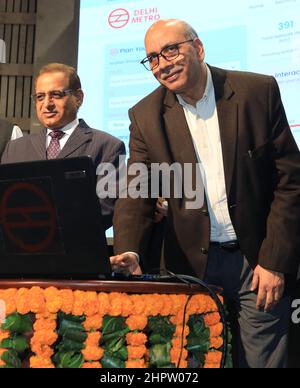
[
  {"xmin": 78, "ymin": 0, "xmax": 300, "ymax": 236},
  {"xmin": 79, "ymin": 0, "xmax": 300, "ymax": 147}
]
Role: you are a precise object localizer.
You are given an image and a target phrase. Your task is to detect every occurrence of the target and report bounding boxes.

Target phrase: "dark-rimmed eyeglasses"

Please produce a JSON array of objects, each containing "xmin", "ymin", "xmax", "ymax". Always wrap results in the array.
[
  {"xmin": 32, "ymin": 89, "xmax": 74, "ymax": 103},
  {"xmin": 140, "ymin": 39, "xmax": 195, "ymax": 71}
]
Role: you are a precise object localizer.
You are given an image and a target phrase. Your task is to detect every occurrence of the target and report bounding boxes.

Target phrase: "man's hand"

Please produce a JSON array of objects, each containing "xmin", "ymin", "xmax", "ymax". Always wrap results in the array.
[
  {"xmin": 110, "ymin": 253, "xmax": 142, "ymax": 275},
  {"xmin": 154, "ymin": 198, "xmax": 168, "ymax": 223},
  {"xmin": 251, "ymin": 265, "xmax": 285, "ymax": 312}
]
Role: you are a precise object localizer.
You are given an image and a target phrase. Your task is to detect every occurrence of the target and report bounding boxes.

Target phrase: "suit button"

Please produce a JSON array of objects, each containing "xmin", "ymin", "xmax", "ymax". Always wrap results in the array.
[
  {"xmin": 201, "ymin": 209, "xmax": 209, "ymax": 216},
  {"xmin": 201, "ymin": 248, "xmax": 209, "ymax": 255}
]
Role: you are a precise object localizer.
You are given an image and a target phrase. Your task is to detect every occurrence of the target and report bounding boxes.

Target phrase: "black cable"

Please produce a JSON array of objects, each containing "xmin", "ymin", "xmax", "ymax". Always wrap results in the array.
[{"xmin": 171, "ymin": 274, "xmax": 228, "ymax": 369}]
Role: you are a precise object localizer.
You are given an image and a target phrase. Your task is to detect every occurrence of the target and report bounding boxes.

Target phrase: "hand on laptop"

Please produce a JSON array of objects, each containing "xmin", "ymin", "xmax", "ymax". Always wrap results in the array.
[{"xmin": 110, "ymin": 253, "xmax": 142, "ymax": 275}]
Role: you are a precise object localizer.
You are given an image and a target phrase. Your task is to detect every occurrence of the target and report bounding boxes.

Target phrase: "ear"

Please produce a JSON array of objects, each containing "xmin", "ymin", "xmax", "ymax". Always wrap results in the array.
[
  {"xmin": 75, "ymin": 89, "xmax": 84, "ymax": 108},
  {"xmin": 194, "ymin": 38, "xmax": 205, "ymax": 62}
]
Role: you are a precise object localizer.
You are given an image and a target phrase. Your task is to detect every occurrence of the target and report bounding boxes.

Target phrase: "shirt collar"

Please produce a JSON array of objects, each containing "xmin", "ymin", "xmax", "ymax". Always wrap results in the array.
[
  {"xmin": 177, "ymin": 64, "xmax": 213, "ymax": 109},
  {"xmin": 47, "ymin": 118, "xmax": 79, "ymax": 135}
]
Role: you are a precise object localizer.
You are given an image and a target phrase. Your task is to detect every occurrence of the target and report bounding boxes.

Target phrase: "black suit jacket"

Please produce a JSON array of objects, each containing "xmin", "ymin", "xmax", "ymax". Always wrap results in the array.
[
  {"xmin": 114, "ymin": 66, "xmax": 300, "ymax": 278},
  {"xmin": 1, "ymin": 119, "xmax": 126, "ymax": 230}
]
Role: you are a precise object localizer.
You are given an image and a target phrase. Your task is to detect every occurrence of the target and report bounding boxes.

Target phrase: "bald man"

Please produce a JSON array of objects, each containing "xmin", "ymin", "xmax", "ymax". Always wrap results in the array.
[{"xmin": 112, "ymin": 19, "xmax": 300, "ymax": 368}]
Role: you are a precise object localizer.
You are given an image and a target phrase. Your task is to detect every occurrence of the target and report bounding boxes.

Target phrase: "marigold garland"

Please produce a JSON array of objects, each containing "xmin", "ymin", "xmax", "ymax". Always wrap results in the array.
[{"xmin": 0, "ymin": 287, "xmax": 226, "ymax": 369}]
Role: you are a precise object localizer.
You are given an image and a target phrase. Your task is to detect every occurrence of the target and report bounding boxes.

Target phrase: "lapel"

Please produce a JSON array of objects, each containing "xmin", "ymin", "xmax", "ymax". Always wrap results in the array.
[
  {"xmin": 31, "ymin": 129, "xmax": 47, "ymax": 159},
  {"xmin": 210, "ymin": 66, "xmax": 238, "ymax": 197},
  {"xmin": 58, "ymin": 119, "xmax": 93, "ymax": 159}
]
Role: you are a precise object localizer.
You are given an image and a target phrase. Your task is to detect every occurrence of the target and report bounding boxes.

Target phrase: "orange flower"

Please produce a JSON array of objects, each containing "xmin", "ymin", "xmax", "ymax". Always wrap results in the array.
[
  {"xmin": 31, "ymin": 330, "xmax": 58, "ymax": 346},
  {"xmin": 209, "ymin": 323, "xmax": 223, "ymax": 338},
  {"xmin": 83, "ymin": 315, "xmax": 103, "ymax": 331},
  {"xmin": 16, "ymin": 288, "xmax": 31, "ymax": 315},
  {"xmin": 160, "ymin": 295, "xmax": 174, "ymax": 316},
  {"xmin": 0, "ymin": 348, "xmax": 8, "ymax": 366},
  {"xmin": 35, "ymin": 312, "xmax": 57, "ymax": 320},
  {"xmin": 85, "ymin": 332, "xmax": 101, "ymax": 347},
  {"xmin": 170, "ymin": 347, "xmax": 188, "ymax": 365},
  {"xmin": 126, "ymin": 360, "xmax": 148, "ymax": 368},
  {"xmin": 204, "ymin": 312, "xmax": 221, "ymax": 327},
  {"xmin": 205, "ymin": 350, "xmax": 222, "ymax": 366},
  {"xmin": 144, "ymin": 294, "xmax": 164, "ymax": 316},
  {"xmin": 82, "ymin": 346, "xmax": 104, "ymax": 362},
  {"xmin": 204, "ymin": 363, "xmax": 219, "ymax": 369},
  {"xmin": 169, "ymin": 294, "xmax": 188, "ymax": 315},
  {"xmin": 127, "ymin": 345, "xmax": 147, "ymax": 359},
  {"xmin": 72, "ymin": 290, "xmax": 86, "ymax": 316},
  {"xmin": 60, "ymin": 290, "xmax": 74, "ymax": 314},
  {"xmin": 108, "ymin": 293, "xmax": 124, "ymax": 316},
  {"xmin": 44, "ymin": 287, "xmax": 62, "ymax": 313},
  {"xmin": 126, "ymin": 315, "xmax": 148, "ymax": 331},
  {"xmin": 126, "ymin": 332, "xmax": 147, "ymax": 346},
  {"xmin": 82, "ymin": 362, "xmax": 102, "ymax": 369},
  {"xmin": 30, "ymin": 356, "xmax": 55, "ymax": 369},
  {"xmin": 31, "ymin": 343, "xmax": 54, "ymax": 359},
  {"xmin": 130, "ymin": 295, "xmax": 146, "ymax": 315},
  {"xmin": 0, "ymin": 330, "xmax": 10, "ymax": 342},
  {"xmin": 172, "ymin": 337, "xmax": 187, "ymax": 348},
  {"xmin": 33, "ymin": 319, "xmax": 56, "ymax": 332},
  {"xmin": 210, "ymin": 337, "xmax": 224, "ymax": 349},
  {"xmin": 28, "ymin": 287, "xmax": 46, "ymax": 314},
  {"xmin": 98, "ymin": 293, "xmax": 110, "ymax": 316},
  {"xmin": 175, "ymin": 325, "xmax": 189, "ymax": 338},
  {"xmin": 121, "ymin": 295, "xmax": 134, "ymax": 317},
  {"xmin": 84, "ymin": 292, "xmax": 99, "ymax": 317}
]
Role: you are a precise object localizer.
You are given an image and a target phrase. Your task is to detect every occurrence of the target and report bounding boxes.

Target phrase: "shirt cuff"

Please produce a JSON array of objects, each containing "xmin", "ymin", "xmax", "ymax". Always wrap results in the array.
[{"xmin": 125, "ymin": 252, "xmax": 140, "ymax": 263}]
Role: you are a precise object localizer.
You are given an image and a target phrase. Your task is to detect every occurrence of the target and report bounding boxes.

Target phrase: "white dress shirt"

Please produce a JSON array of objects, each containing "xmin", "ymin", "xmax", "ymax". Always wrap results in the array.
[
  {"xmin": 177, "ymin": 65, "xmax": 237, "ymax": 243},
  {"xmin": 11, "ymin": 125, "xmax": 23, "ymax": 140},
  {"xmin": 46, "ymin": 118, "xmax": 79, "ymax": 150}
]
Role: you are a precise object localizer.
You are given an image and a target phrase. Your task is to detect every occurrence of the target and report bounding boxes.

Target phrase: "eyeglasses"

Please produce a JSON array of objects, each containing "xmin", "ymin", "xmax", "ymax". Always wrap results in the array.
[
  {"xmin": 140, "ymin": 39, "xmax": 195, "ymax": 71},
  {"xmin": 32, "ymin": 89, "xmax": 74, "ymax": 103}
]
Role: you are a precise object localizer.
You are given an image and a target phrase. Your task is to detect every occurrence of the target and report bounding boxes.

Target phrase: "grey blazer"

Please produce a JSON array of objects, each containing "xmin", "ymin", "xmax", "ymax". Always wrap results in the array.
[
  {"xmin": 1, "ymin": 119, "xmax": 126, "ymax": 230},
  {"xmin": 0, "ymin": 119, "xmax": 13, "ymax": 158}
]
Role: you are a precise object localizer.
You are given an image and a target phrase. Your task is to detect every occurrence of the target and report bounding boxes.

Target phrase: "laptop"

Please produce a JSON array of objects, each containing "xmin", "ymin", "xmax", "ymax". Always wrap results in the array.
[{"xmin": 0, "ymin": 156, "xmax": 111, "ymax": 279}]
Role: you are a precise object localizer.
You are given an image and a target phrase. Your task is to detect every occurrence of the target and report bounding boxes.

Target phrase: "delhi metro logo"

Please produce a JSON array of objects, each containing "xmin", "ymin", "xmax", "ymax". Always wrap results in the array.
[{"xmin": 108, "ymin": 9, "xmax": 130, "ymax": 29}]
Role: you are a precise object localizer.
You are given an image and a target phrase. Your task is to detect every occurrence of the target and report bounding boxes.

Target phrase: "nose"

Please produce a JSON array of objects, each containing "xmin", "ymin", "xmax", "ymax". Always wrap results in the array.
[{"xmin": 157, "ymin": 55, "xmax": 174, "ymax": 72}]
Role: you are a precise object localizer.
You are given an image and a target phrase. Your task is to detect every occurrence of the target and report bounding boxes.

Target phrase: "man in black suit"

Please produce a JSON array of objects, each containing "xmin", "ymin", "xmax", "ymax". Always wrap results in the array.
[
  {"xmin": 1, "ymin": 63, "xmax": 125, "ymax": 230},
  {"xmin": 112, "ymin": 19, "xmax": 300, "ymax": 367}
]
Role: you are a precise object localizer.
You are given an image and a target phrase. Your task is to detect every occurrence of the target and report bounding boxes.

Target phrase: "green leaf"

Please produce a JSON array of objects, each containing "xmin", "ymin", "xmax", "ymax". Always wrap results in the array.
[
  {"xmin": 62, "ymin": 329, "xmax": 87, "ymax": 343},
  {"xmin": 58, "ymin": 313, "xmax": 86, "ymax": 324},
  {"xmin": 102, "ymin": 327, "xmax": 130, "ymax": 343},
  {"xmin": 1, "ymin": 336, "xmax": 29, "ymax": 354},
  {"xmin": 188, "ymin": 315, "xmax": 207, "ymax": 337},
  {"xmin": 1, "ymin": 313, "xmax": 32, "ymax": 334},
  {"xmin": 101, "ymin": 353, "xmax": 125, "ymax": 369},
  {"xmin": 102, "ymin": 317, "xmax": 127, "ymax": 336},
  {"xmin": 186, "ymin": 337, "xmax": 210, "ymax": 354},
  {"xmin": 1, "ymin": 350, "xmax": 22, "ymax": 368},
  {"xmin": 150, "ymin": 343, "xmax": 172, "ymax": 368},
  {"xmin": 54, "ymin": 351, "xmax": 84, "ymax": 369},
  {"xmin": 58, "ymin": 320, "xmax": 85, "ymax": 336},
  {"xmin": 57, "ymin": 339, "xmax": 84, "ymax": 352},
  {"xmin": 148, "ymin": 317, "xmax": 175, "ymax": 342}
]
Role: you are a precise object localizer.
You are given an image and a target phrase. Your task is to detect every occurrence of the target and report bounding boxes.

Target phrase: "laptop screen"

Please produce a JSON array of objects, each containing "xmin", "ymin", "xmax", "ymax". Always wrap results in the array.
[{"xmin": 0, "ymin": 157, "xmax": 111, "ymax": 279}]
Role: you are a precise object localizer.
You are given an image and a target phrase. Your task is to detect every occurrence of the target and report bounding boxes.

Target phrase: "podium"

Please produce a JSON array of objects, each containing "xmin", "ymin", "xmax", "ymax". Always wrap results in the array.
[{"xmin": 0, "ymin": 280, "xmax": 227, "ymax": 369}]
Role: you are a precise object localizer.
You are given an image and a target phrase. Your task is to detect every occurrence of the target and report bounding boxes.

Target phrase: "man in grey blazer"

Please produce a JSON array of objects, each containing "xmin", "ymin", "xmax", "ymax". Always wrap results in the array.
[
  {"xmin": 1, "ymin": 63, "xmax": 125, "ymax": 230},
  {"xmin": 112, "ymin": 20, "xmax": 300, "ymax": 367}
]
